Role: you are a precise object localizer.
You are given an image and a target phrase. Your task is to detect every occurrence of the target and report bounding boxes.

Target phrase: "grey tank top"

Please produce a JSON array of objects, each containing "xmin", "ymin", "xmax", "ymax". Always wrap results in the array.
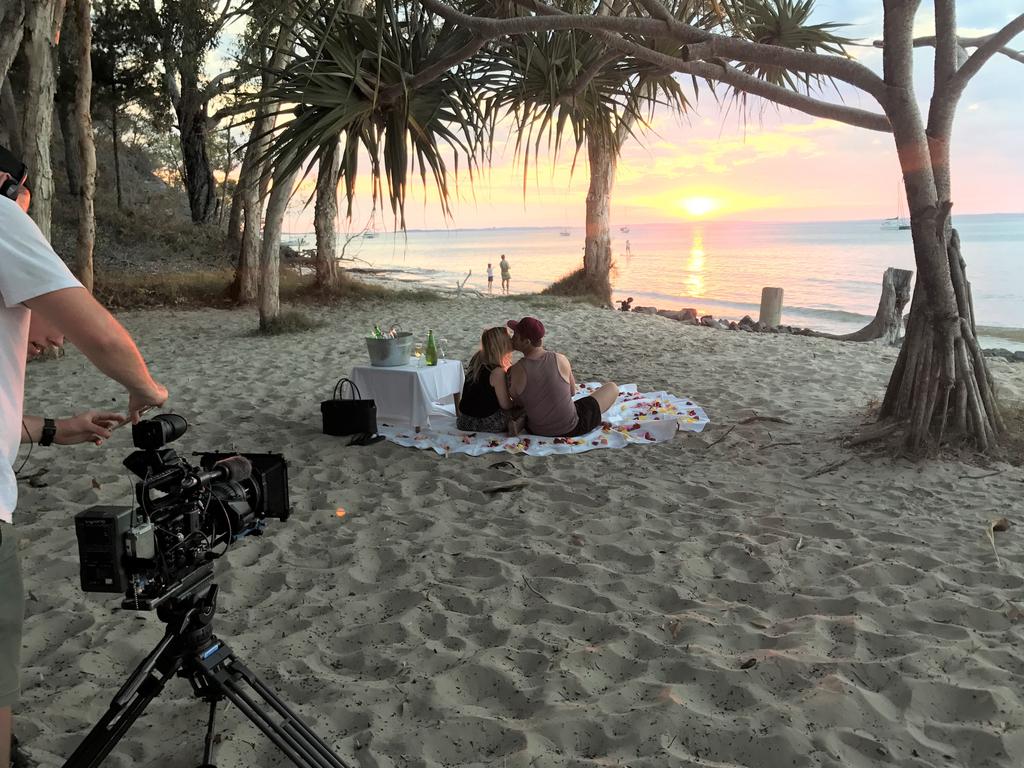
[{"xmin": 517, "ymin": 352, "xmax": 578, "ymax": 437}]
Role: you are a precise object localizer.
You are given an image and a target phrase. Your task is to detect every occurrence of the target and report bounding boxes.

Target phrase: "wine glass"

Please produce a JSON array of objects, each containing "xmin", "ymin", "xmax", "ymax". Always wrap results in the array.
[
  {"xmin": 412, "ymin": 342, "xmax": 424, "ymax": 366},
  {"xmin": 438, "ymin": 338, "xmax": 448, "ymax": 360}
]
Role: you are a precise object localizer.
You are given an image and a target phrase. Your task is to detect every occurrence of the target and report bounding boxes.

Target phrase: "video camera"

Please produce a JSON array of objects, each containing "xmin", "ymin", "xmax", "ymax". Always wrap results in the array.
[
  {"xmin": 0, "ymin": 144, "xmax": 28, "ymax": 200},
  {"xmin": 75, "ymin": 414, "xmax": 290, "ymax": 610}
]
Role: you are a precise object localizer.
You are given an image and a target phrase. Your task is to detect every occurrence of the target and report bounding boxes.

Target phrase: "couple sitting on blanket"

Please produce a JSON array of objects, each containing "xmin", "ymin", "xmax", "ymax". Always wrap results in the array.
[{"xmin": 456, "ymin": 316, "xmax": 618, "ymax": 437}]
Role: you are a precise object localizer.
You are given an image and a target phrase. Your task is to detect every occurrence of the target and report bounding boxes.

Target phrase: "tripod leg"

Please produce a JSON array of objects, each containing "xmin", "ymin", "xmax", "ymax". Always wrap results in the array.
[
  {"xmin": 62, "ymin": 643, "xmax": 184, "ymax": 768},
  {"xmin": 197, "ymin": 645, "xmax": 349, "ymax": 768},
  {"xmin": 199, "ymin": 700, "xmax": 218, "ymax": 768}
]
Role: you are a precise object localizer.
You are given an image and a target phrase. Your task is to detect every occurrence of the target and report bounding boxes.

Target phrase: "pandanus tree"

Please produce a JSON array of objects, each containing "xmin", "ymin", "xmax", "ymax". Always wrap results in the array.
[
  {"xmin": 477, "ymin": 4, "xmax": 695, "ymax": 302},
  {"xmin": 251, "ymin": 0, "xmax": 494, "ymax": 327},
  {"xmin": 477, "ymin": 0, "xmax": 847, "ymax": 303}
]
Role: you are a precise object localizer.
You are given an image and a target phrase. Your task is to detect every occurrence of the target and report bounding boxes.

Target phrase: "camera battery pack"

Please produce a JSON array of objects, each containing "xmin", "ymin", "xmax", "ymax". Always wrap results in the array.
[{"xmin": 75, "ymin": 505, "xmax": 134, "ymax": 593}]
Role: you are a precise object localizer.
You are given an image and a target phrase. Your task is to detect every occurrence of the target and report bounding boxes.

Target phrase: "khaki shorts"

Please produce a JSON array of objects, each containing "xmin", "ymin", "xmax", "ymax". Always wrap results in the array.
[{"xmin": 0, "ymin": 521, "xmax": 24, "ymax": 707}]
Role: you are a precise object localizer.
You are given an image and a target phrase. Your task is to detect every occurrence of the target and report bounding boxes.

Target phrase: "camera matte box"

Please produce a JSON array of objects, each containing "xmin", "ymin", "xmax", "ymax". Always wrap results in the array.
[
  {"xmin": 75, "ymin": 505, "xmax": 134, "ymax": 592},
  {"xmin": 197, "ymin": 452, "xmax": 290, "ymax": 521}
]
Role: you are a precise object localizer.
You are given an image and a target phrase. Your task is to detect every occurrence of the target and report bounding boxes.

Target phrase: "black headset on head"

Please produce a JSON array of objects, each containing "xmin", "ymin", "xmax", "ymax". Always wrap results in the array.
[{"xmin": 0, "ymin": 144, "xmax": 29, "ymax": 201}]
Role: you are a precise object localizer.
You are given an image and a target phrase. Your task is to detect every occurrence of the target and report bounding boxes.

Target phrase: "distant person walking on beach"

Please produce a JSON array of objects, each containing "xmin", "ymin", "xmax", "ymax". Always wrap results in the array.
[
  {"xmin": 486, "ymin": 262, "xmax": 494, "ymax": 294},
  {"xmin": 499, "ymin": 254, "xmax": 510, "ymax": 294},
  {"xmin": 506, "ymin": 316, "xmax": 617, "ymax": 437}
]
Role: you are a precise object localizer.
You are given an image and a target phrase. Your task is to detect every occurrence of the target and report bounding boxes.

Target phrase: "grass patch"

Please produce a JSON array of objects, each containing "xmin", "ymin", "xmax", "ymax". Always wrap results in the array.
[
  {"xmin": 255, "ymin": 310, "xmax": 325, "ymax": 336},
  {"xmin": 293, "ymin": 274, "xmax": 444, "ymax": 303},
  {"xmin": 541, "ymin": 268, "xmax": 610, "ymax": 307},
  {"xmin": 95, "ymin": 269, "xmax": 235, "ymax": 308},
  {"xmin": 94, "ymin": 267, "xmax": 445, "ymax": 309}
]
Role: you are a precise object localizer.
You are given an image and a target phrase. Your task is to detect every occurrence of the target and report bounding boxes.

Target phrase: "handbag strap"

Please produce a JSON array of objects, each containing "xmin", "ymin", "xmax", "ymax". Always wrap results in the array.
[{"xmin": 333, "ymin": 377, "xmax": 363, "ymax": 401}]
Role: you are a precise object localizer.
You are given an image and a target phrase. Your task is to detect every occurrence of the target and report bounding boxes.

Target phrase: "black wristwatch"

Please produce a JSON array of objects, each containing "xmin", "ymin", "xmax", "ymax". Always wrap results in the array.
[{"xmin": 39, "ymin": 418, "xmax": 57, "ymax": 446}]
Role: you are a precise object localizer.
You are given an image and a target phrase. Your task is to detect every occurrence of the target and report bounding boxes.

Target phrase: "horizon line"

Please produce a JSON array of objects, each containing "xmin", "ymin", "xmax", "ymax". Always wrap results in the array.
[{"xmin": 282, "ymin": 210, "xmax": 1024, "ymax": 237}]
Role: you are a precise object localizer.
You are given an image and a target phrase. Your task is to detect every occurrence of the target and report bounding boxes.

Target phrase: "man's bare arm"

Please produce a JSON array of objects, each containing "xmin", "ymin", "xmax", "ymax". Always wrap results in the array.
[{"xmin": 24, "ymin": 288, "xmax": 167, "ymax": 419}]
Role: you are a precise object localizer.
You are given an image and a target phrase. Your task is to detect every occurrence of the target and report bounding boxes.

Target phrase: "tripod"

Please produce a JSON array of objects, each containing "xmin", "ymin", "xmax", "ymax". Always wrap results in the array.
[{"xmin": 63, "ymin": 573, "xmax": 350, "ymax": 768}]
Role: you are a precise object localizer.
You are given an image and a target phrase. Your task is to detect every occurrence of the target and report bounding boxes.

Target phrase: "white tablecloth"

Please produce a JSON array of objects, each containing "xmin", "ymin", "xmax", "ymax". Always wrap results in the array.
[{"xmin": 350, "ymin": 359, "xmax": 465, "ymax": 429}]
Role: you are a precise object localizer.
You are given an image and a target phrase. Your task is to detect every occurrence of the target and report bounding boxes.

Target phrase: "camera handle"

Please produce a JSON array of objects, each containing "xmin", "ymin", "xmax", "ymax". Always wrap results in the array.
[{"xmin": 62, "ymin": 581, "xmax": 350, "ymax": 768}]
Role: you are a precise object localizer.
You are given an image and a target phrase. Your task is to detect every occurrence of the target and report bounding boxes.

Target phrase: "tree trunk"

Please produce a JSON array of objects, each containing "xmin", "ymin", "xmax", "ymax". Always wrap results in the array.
[
  {"xmin": 111, "ymin": 96, "xmax": 123, "ymax": 208},
  {"xmin": 581, "ymin": 125, "xmax": 615, "ymax": 304},
  {"xmin": 0, "ymin": 76, "xmax": 20, "ymax": 157},
  {"xmin": 21, "ymin": 0, "xmax": 61, "ymax": 237},
  {"xmin": 226, "ymin": 172, "xmax": 244, "ymax": 250},
  {"xmin": 55, "ymin": 96, "xmax": 81, "ymax": 194},
  {"xmin": 234, "ymin": 125, "xmax": 268, "ymax": 303},
  {"xmin": 877, "ymin": 3, "xmax": 1002, "ymax": 452},
  {"xmin": 258, "ymin": 169, "xmax": 297, "ymax": 330},
  {"xmin": 175, "ymin": 78, "xmax": 217, "ymax": 223},
  {"xmin": 816, "ymin": 268, "xmax": 913, "ymax": 343},
  {"xmin": 73, "ymin": 0, "xmax": 94, "ymax": 292},
  {"xmin": 314, "ymin": 138, "xmax": 341, "ymax": 290},
  {"xmin": 55, "ymin": 0, "xmax": 80, "ymax": 195},
  {"xmin": 0, "ymin": 1, "xmax": 25, "ymax": 87},
  {"xmin": 232, "ymin": 11, "xmax": 293, "ymax": 302}
]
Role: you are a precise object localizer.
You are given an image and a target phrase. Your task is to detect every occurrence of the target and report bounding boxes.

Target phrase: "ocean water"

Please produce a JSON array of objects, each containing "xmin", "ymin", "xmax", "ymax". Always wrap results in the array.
[{"xmin": 285, "ymin": 213, "xmax": 1024, "ymax": 349}]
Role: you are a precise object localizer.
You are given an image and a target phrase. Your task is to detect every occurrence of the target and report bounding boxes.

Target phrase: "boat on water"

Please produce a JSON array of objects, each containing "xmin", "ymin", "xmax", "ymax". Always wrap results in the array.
[
  {"xmin": 881, "ymin": 217, "xmax": 911, "ymax": 231},
  {"xmin": 559, "ymin": 229, "xmax": 571, "ymax": 236},
  {"xmin": 619, "ymin": 226, "xmax": 630, "ymax": 233},
  {"xmin": 882, "ymin": 182, "xmax": 911, "ymax": 230}
]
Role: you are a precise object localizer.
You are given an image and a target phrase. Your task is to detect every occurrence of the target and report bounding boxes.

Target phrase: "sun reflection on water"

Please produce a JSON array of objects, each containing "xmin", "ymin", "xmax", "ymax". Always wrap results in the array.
[{"xmin": 687, "ymin": 229, "xmax": 705, "ymax": 296}]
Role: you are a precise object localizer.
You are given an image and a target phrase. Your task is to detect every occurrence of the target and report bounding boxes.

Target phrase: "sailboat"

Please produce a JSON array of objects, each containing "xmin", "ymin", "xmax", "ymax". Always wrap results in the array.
[
  {"xmin": 619, "ymin": 225, "xmax": 630, "ymax": 233},
  {"xmin": 559, "ymin": 228, "xmax": 571, "ymax": 236},
  {"xmin": 881, "ymin": 182, "xmax": 911, "ymax": 230}
]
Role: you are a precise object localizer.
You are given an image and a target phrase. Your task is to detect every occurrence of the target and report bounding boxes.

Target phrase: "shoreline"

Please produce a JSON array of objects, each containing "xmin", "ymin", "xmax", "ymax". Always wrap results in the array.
[{"xmin": 318, "ymin": 262, "xmax": 1024, "ymax": 353}]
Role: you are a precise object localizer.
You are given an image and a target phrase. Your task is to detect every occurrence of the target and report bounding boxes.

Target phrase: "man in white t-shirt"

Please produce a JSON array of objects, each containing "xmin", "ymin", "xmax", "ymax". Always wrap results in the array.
[{"xmin": 0, "ymin": 166, "xmax": 168, "ymax": 767}]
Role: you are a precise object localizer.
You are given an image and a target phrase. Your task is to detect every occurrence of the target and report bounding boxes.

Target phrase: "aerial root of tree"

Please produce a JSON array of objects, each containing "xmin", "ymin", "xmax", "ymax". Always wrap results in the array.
[{"xmin": 881, "ymin": 226, "xmax": 1003, "ymax": 452}]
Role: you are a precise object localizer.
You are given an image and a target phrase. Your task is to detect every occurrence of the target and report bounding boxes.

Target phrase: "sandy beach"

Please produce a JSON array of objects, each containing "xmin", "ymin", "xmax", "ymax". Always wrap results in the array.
[{"xmin": 14, "ymin": 296, "xmax": 1024, "ymax": 767}]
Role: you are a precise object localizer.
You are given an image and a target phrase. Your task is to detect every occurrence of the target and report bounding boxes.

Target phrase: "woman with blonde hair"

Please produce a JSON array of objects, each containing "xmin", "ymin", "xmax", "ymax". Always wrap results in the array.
[{"xmin": 457, "ymin": 327, "xmax": 515, "ymax": 432}]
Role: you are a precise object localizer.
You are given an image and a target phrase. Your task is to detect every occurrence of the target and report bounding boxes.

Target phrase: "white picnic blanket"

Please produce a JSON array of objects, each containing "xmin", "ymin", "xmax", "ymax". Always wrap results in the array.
[{"xmin": 378, "ymin": 383, "xmax": 709, "ymax": 456}]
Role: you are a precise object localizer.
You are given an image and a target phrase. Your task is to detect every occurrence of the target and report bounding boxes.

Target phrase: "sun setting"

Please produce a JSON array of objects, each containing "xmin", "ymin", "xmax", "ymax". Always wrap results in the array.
[{"xmin": 680, "ymin": 196, "xmax": 719, "ymax": 218}]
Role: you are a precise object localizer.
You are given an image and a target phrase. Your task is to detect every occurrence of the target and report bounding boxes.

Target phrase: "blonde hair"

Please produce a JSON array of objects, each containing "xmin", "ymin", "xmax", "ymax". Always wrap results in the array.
[{"xmin": 467, "ymin": 327, "xmax": 512, "ymax": 382}]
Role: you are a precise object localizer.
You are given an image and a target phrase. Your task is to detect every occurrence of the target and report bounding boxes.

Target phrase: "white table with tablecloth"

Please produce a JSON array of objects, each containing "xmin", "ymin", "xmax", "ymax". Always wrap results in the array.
[{"xmin": 350, "ymin": 358, "xmax": 465, "ymax": 429}]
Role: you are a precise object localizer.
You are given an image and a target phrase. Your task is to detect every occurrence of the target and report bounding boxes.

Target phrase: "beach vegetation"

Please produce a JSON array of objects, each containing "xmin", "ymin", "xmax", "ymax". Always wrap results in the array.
[{"xmin": 255, "ymin": 309, "xmax": 325, "ymax": 335}]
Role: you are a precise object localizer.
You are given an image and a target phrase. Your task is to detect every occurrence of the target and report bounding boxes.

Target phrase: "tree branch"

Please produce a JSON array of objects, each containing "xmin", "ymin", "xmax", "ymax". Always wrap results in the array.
[
  {"xmin": 873, "ymin": 31, "xmax": 1024, "ymax": 65},
  {"xmin": 588, "ymin": 28, "xmax": 891, "ymax": 131},
  {"xmin": 419, "ymin": 0, "xmax": 890, "ymax": 104},
  {"xmin": 563, "ymin": 49, "xmax": 619, "ymax": 103},
  {"xmin": 520, "ymin": 0, "xmax": 890, "ymax": 102},
  {"xmin": 949, "ymin": 13, "xmax": 1024, "ymax": 93}
]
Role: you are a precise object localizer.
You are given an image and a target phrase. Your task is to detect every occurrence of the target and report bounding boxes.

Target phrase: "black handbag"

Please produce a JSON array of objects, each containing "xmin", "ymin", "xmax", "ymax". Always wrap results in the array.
[{"xmin": 321, "ymin": 378, "xmax": 377, "ymax": 437}]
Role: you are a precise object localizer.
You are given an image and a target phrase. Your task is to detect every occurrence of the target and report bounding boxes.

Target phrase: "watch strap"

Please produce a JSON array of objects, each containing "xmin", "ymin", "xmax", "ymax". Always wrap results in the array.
[{"xmin": 40, "ymin": 417, "xmax": 57, "ymax": 446}]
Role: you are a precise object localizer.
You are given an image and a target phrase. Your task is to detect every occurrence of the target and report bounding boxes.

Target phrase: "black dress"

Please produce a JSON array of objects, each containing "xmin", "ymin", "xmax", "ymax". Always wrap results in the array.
[{"xmin": 457, "ymin": 364, "xmax": 506, "ymax": 432}]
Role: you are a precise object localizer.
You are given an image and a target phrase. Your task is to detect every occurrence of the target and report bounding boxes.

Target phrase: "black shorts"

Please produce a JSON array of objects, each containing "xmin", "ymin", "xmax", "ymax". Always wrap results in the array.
[{"xmin": 565, "ymin": 396, "xmax": 602, "ymax": 437}]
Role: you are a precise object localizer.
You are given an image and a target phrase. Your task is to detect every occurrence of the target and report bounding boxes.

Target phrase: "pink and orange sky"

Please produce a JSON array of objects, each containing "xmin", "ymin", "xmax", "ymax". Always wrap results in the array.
[{"xmin": 276, "ymin": 1, "xmax": 1023, "ymax": 233}]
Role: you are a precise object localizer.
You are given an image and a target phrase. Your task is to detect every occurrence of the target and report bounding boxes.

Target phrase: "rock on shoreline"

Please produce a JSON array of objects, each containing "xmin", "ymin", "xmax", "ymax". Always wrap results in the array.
[{"xmin": 637, "ymin": 305, "xmax": 1024, "ymax": 361}]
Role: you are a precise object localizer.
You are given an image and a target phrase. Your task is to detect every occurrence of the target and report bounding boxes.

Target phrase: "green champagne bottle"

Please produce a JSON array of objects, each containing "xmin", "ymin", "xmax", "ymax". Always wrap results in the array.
[
  {"xmin": 425, "ymin": 329, "xmax": 438, "ymax": 366},
  {"xmin": 373, "ymin": 325, "xmax": 384, "ymax": 339}
]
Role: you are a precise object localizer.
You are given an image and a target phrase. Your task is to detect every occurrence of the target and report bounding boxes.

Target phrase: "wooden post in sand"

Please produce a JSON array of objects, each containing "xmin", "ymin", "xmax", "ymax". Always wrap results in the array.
[{"xmin": 759, "ymin": 287, "xmax": 784, "ymax": 327}]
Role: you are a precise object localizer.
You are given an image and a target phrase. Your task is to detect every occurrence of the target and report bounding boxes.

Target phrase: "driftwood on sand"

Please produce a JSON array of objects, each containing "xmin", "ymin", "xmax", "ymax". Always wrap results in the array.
[{"xmin": 811, "ymin": 267, "xmax": 913, "ymax": 344}]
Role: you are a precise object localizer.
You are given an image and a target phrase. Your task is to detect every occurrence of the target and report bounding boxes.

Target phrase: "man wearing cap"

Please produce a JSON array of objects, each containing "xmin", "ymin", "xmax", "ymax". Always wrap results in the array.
[{"xmin": 506, "ymin": 316, "xmax": 617, "ymax": 437}]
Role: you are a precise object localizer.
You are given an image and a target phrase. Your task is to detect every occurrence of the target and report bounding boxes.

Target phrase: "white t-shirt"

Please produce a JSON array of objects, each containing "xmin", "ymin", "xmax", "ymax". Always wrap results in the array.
[
  {"xmin": 0, "ymin": 197, "xmax": 82, "ymax": 523},
  {"xmin": 487, "ymin": 265, "xmax": 493, "ymax": 279}
]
